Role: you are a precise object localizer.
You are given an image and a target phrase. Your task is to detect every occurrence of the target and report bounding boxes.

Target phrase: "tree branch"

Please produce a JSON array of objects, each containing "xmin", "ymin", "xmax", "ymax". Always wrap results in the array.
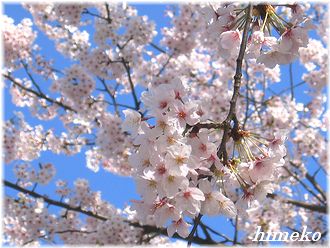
[
  {"xmin": 3, "ymin": 73, "xmax": 76, "ymax": 113},
  {"xmin": 289, "ymin": 63, "xmax": 294, "ymax": 100},
  {"xmin": 150, "ymin": 42, "xmax": 167, "ymax": 54},
  {"xmin": 267, "ymin": 193, "xmax": 327, "ymax": 214},
  {"xmin": 156, "ymin": 53, "xmax": 174, "ymax": 77},
  {"xmin": 120, "ymin": 58, "xmax": 140, "ymax": 111},
  {"xmin": 98, "ymin": 77, "xmax": 120, "ymax": 115},
  {"xmin": 4, "ymin": 179, "xmax": 107, "ymax": 221},
  {"xmin": 217, "ymin": 5, "xmax": 253, "ymax": 163},
  {"xmin": 187, "ymin": 213, "xmax": 203, "ymax": 247},
  {"xmin": 21, "ymin": 60, "xmax": 43, "ymax": 95},
  {"xmin": 285, "ymin": 164, "xmax": 326, "ymax": 204},
  {"xmin": 4, "ymin": 180, "xmax": 217, "ymax": 245}
]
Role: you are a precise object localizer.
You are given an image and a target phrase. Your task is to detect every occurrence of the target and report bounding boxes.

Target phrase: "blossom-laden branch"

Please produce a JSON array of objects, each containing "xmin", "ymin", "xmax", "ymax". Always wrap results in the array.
[
  {"xmin": 4, "ymin": 179, "xmax": 223, "ymax": 245},
  {"xmin": 289, "ymin": 161, "xmax": 327, "ymax": 203},
  {"xmin": 267, "ymin": 193, "xmax": 327, "ymax": 214},
  {"xmin": 120, "ymin": 57, "xmax": 141, "ymax": 111},
  {"xmin": 186, "ymin": 4, "xmax": 254, "ymax": 244},
  {"xmin": 217, "ymin": 4, "xmax": 253, "ymax": 163},
  {"xmin": 3, "ymin": 2, "xmax": 328, "ymax": 246},
  {"xmin": 3, "ymin": 73, "xmax": 76, "ymax": 113},
  {"xmin": 9, "ymin": 171, "xmax": 323, "ymax": 246}
]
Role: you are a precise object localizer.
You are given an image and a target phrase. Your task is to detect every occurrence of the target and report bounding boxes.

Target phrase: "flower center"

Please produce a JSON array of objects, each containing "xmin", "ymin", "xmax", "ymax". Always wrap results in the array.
[
  {"xmin": 159, "ymin": 101, "xmax": 168, "ymax": 109},
  {"xmin": 177, "ymin": 111, "xmax": 186, "ymax": 119},
  {"xmin": 175, "ymin": 156, "xmax": 186, "ymax": 165},
  {"xmin": 183, "ymin": 191, "xmax": 191, "ymax": 198}
]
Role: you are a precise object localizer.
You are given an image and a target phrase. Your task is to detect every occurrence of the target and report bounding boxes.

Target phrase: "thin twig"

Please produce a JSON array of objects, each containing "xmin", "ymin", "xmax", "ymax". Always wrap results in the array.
[
  {"xmin": 289, "ymin": 63, "xmax": 294, "ymax": 100},
  {"xmin": 233, "ymin": 215, "xmax": 238, "ymax": 244},
  {"xmin": 284, "ymin": 165, "xmax": 325, "ymax": 204},
  {"xmin": 243, "ymin": 60, "xmax": 250, "ymax": 128},
  {"xmin": 3, "ymin": 74, "xmax": 76, "ymax": 113},
  {"xmin": 156, "ymin": 53, "xmax": 174, "ymax": 77},
  {"xmin": 21, "ymin": 61, "xmax": 43, "ymax": 95},
  {"xmin": 120, "ymin": 58, "xmax": 140, "ymax": 110},
  {"xmin": 98, "ymin": 78, "xmax": 119, "ymax": 115},
  {"xmin": 149, "ymin": 42, "xmax": 167, "ymax": 54}
]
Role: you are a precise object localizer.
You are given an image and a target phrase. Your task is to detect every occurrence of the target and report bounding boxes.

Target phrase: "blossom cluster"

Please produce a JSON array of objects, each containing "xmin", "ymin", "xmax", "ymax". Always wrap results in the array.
[
  {"xmin": 2, "ymin": 15, "xmax": 36, "ymax": 68},
  {"xmin": 3, "ymin": 2, "xmax": 328, "ymax": 245},
  {"xmin": 3, "ymin": 178, "xmax": 160, "ymax": 246},
  {"xmin": 14, "ymin": 163, "xmax": 56, "ymax": 186},
  {"xmin": 4, "ymin": 174, "xmax": 190, "ymax": 246},
  {"xmin": 123, "ymin": 79, "xmax": 288, "ymax": 237},
  {"xmin": 4, "ymin": 112, "xmax": 44, "ymax": 163},
  {"xmin": 199, "ymin": 3, "xmax": 314, "ymax": 68},
  {"xmin": 52, "ymin": 64, "xmax": 95, "ymax": 109}
]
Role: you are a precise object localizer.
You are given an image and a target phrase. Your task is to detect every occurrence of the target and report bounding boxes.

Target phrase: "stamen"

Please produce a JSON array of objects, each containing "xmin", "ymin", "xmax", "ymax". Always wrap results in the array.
[
  {"xmin": 261, "ymin": 11, "xmax": 269, "ymax": 31},
  {"xmin": 247, "ymin": 137, "xmax": 268, "ymax": 157},
  {"xmin": 243, "ymin": 138, "xmax": 256, "ymax": 161}
]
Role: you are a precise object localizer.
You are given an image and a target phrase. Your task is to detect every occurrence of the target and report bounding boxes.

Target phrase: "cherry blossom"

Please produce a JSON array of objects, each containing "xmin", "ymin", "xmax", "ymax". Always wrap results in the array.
[{"xmin": 3, "ymin": 2, "xmax": 327, "ymax": 246}]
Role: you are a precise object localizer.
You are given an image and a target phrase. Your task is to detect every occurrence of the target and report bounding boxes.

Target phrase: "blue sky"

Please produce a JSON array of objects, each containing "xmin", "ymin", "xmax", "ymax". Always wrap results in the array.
[{"xmin": 3, "ymin": 3, "xmax": 327, "ymax": 245}]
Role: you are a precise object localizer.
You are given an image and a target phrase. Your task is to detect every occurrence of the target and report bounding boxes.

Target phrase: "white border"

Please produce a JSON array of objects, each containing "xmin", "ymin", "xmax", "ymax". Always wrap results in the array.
[{"xmin": 0, "ymin": 1, "xmax": 329, "ymax": 247}]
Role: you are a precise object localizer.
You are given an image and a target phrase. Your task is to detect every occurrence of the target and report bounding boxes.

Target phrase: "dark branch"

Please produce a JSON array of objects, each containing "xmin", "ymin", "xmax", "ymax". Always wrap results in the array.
[
  {"xmin": 3, "ymin": 73, "xmax": 76, "ymax": 113},
  {"xmin": 267, "ymin": 193, "xmax": 327, "ymax": 214},
  {"xmin": 4, "ymin": 180, "xmax": 217, "ymax": 245},
  {"xmin": 120, "ymin": 58, "xmax": 140, "ymax": 110},
  {"xmin": 150, "ymin": 42, "xmax": 167, "ymax": 54},
  {"xmin": 187, "ymin": 213, "xmax": 203, "ymax": 247},
  {"xmin": 217, "ymin": 5, "xmax": 253, "ymax": 163}
]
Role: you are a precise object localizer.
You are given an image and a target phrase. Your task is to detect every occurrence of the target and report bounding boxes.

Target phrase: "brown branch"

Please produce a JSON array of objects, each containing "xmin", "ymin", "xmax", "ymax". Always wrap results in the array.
[
  {"xmin": 199, "ymin": 221, "xmax": 235, "ymax": 243},
  {"xmin": 21, "ymin": 60, "xmax": 43, "ymax": 95},
  {"xmin": 199, "ymin": 222, "xmax": 213, "ymax": 242},
  {"xmin": 86, "ymin": 3, "xmax": 139, "ymax": 112},
  {"xmin": 92, "ymin": 97, "xmax": 138, "ymax": 111},
  {"xmin": 305, "ymin": 172, "xmax": 327, "ymax": 202},
  {"xmin": 82, "ymin": 8, "xmax": 108, "ymax": 21},
  {"xmin": 23, "ymin": 229, "xmax": 98, "ymax": 246},
  {"xmin": 183, "ymin": 122, "xmax": 224, "ymax": 137},
  {"xmin": 117, "ymin": 36, "xmax": 133, "ymax": 50},
  {"xmin": 129, "ymin": 221, "xmax": 216, "ymax": 245},
  {"xmin": 290, "ymin": 161, "xmax": 327, "ymax": 202},
  {"xmin": 105, "ymin": 3, "xmax": 112, "ymax": 23},
  {"xmin": 243, "ymin": 60, "xmax": 250, "ymax": 128},
  {"xmin": 233, "ymin": 215, "xmax": 239, "ymax": 244},
  {"xmin": 4, "ymin": 179, "xmax": 107, "ymax": 221},
  {"xmin": 217, "ymin": 5, "xmax": 253, "ymax": 163}
]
